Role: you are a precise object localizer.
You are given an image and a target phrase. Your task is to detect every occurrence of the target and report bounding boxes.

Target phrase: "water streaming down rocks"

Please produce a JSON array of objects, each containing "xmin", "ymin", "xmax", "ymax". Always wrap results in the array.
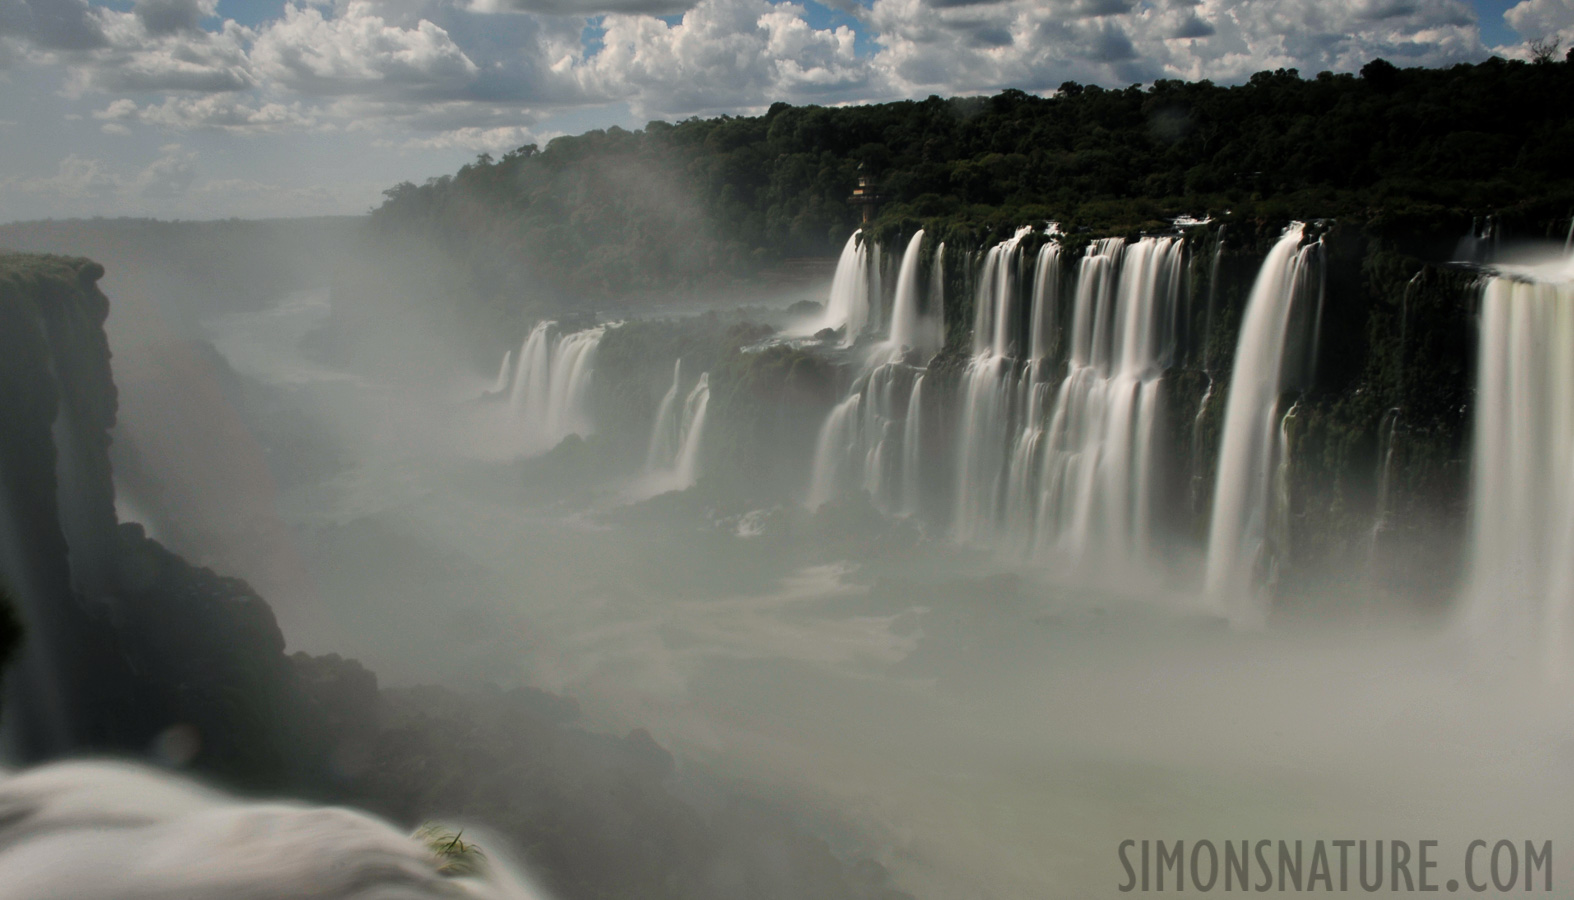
[
  {"xmin": 1462, "ymin": 257, "xmax": 1574, "ymax": 678},
  {"xmin": 1204, "ymin": 224, "xmax": 1324, "ymax": 622},
  {"xmin": 887, "ymin": 230, "xmax": 943, "ymax": 355},
  {"xmin": 805, "ymin": 231, "xmax": 932, "ymax": 512},
  {"xmin": 642, "ymin": 361, "xmax": 711, "ymax": 494},
  {"xmin": 506, "ymin": 321, "xmax": 606, "ymax": 452},
  {"xmin": 952, "ymin": 227, "xmax": 1035, "ymax": 545},
  {"xmin": 489, "ymin": 349, "xmax": 514, "ymax": 396},
  {"xmin": 954, "ymin": 233, "xmax": 1186, "ymax": 578},
  {"xmin": 815, "ymin": 232, "xmax": 876, "ymax": 344}
]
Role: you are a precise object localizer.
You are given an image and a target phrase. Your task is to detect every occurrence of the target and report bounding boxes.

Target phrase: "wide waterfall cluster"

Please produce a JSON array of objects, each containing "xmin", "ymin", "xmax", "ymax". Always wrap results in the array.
[
  {"xmin": 800, "ymin": 222, "xmax": 1339, "ymax": 617},
  {"xmin": 494, "ymin": 321, "xmax": 607, "ymax": 453}
]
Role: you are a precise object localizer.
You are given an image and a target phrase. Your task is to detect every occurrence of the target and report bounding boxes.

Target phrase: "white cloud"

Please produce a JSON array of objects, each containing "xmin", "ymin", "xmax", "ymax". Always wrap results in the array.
[
  {"xmin": 250, "ymin": 2, "xmax": 479, "ymax": 97},
  {"xmin": 577, "ymin": 0, "xmax": 875, "ymax": 116},
  {"xmin": 133, "ymin": 0, "xmax": 218, "ymax": 35},
  {"xmin": 1505, "ymin": 0, "xmax": 1574, "ymax": 43},
  {"xmin": 64, "ymin": 12, "xmax": 255, "ymax": 94}
]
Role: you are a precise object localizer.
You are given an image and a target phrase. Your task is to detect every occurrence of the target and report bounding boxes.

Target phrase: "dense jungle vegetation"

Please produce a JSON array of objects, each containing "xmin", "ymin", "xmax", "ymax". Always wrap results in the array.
[{"xmin": 371, "ymin": 52, "xmax": 1574, "ymax": 304}]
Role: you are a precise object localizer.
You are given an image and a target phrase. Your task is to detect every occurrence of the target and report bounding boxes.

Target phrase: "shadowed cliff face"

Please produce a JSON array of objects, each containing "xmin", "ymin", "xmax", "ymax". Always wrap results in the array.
[
  {"xmin": 0, "ymin": 253, "xmax": 320, "ymax": 778},
  {"xmin": 0, "ymin": 254, "xmax": 124, "ymax": 757}
]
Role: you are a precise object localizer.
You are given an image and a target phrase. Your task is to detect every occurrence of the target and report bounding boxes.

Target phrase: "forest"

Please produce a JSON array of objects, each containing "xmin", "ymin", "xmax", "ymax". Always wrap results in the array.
[{"xmin": 371, "ymin": 52, "xmax": 1574, "ymax": 307}]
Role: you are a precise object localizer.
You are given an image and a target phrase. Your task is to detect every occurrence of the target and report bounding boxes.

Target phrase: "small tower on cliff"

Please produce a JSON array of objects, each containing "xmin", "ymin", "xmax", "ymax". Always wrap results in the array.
[{"xmin": 849, "ymin": 163, "xmax": 879, "ymax": 225}]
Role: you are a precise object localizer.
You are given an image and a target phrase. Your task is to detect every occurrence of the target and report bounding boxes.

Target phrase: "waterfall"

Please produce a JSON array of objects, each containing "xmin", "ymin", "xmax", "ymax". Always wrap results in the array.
[
  {"xmin": 671, "ymin": 374, "xmax": 711, "ymax": 489},
  {"xmin": 1367, "ymin": 407, "xmax": 1401, "ymax": 570},
  {"xmin": 952, "ymin": 231, "xmax": 1183, "ymax": 573},
  {"xmin": 1462, "ymin": 259, "xmax": 1574, "ymax": 677},
  {"xmin": 639, "ymin": 364, "xmax": 711, "ymax": 495},
  {"xmin": 929, "ymin": 243, "xmax": 947, "ymax": 351},
  {"xmin": 1204, "ymin": 224, "xmax": 1322, "ymax": 621},
  {"xmin": 952, "ymin": 228, "xmax": 1035, "ymax": 543},
  {"xmin": 490, "ymin": 349, "xmax": 515, "ymax": 396},
  {"xmin": 645, "ymin": 360, "xmax": 685, "ymax": 471},
  {"xmin": 888, "ymin": 230, "xmax": 940, "ymax": 354},
  {"xmin": 507, "ymin": 321, "xmax": 606, "ymax": 453},
  {"xmin": 1030, "ymin": 237, "xmax": 1183, "ymax": 567},
  {"xmin": 805, "ymin": 361, "xmax": 921, "ymax": 512},
  {"xmin": 807, "ymin": 394, "xmax": 863, "ymax": 509},
  {"xmin": 818, "ymin": 231, "xmax": 873, "ymax": 343},
  {"xmin": 899, "ymin": 374, "xmax": 925, "ymax": 517}
]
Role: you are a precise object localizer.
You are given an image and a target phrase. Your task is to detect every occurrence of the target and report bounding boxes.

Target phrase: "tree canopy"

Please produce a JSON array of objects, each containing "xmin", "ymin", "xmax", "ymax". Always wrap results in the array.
[{"xmin": 371, "ymin": 52, "xmax": 1574, "ymax": 301}]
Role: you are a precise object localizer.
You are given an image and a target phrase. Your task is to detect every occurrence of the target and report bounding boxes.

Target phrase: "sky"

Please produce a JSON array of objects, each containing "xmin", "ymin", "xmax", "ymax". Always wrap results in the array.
[{"xmin": 0, "ymin": 0, "xmax": 1568, "ymax": 221}]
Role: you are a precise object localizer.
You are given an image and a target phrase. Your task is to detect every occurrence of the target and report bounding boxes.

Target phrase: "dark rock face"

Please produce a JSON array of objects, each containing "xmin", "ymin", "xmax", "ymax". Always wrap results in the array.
[
  {"xmin": 0, "ymin": 254, "xmax": 127, "ymax": 757},
  {"xmin": 0, "ymin": 254, "xmax": 337, "ymax": 782}
]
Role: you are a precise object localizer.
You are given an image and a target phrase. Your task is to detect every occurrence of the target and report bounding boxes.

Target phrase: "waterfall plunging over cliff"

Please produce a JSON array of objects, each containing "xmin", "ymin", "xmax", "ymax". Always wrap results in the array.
[
  {"xmin": 816, "ymin": 232, "xmax": 875, "ymax": 344},
  {"xmin": 953, "ymin": 227, "xmax": 1035, "ymax": 544},
  {"xmin": 506, "ymin": 321, "xmax": 605, "ymax": 453},
  {"xmin": 1204, "ymin": 224, "xmax": 1323, "ymax": 622},
  {"xmin": 805, "ymin": 232, "xmax": 929, "ymax": 511},
  {"xmin": 1462, "ymin": 257, "xmax": 1574, "ymax": 677},
  {"xmin": 953, "ymin": 232, "xmax": 1184, "ymax": 576},
  {"xmin": 641, "ymin": 362, "xmax": 711, "ymax": 495},
  {"xmin": 888, "ymin": 230, "xmax": 942, "ymax": 355}
]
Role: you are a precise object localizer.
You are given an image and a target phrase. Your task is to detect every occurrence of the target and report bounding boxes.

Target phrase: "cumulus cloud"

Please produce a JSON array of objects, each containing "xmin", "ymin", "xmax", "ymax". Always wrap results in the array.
[
  {"xmin": 577, "ymin": 0, "xmax": 872, "ymax": 115},
  {"xmin": 1505, "ymin": 0, "xmax": 1574, "ymax": 42},
  {"xmin": 133, "ymin": 0, "xmax": 218, "ymax": 35},
  {"xmin": 471, "ymin": 0, "xmax": 696, "ymax": 16},
  {"xmin": 251, "ymin": 2, "xmax": 479, "ymax": 97},
  {"xmin": 0, "ymin": 0, "xmax": 107, "ymax": 49},
  {"xmin": 865, "ymin": 0, "xmax": 1488, "ymax": 94},
  {"xmin": 65, "ymin": 12, "xmax": 256, "ymax": 94}
]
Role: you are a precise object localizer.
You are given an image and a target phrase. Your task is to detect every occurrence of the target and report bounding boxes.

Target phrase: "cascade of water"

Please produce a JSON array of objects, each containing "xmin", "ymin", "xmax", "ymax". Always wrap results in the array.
[
  {"xmin": 1030, "ymin": 237, "xmax": 1183, "ymax": 567},
  {"xmin": 490, "ymin": 349, "xmax": 515, "ymax": 396},
  {"xmin": 1204, "ymin": 223, "xmax": 1322, "ymax": 621},
  {"xmin": 1367, "ymin": 407, "xmax": 1402, "ymax": 571},
  {"xmin": 900, "ymin": 374, "xmax": 925, "ymax": 517},
  {"xmin": 1462, "ymin": 260, "xmax": 1574, "ymax": 677},
  {"xmin": 1189, "ymin": 229, "xmax": 1228, "ymax": 516},
  {"xmin": 645, "ymin": 360, "xmax": 684, "ymax": 471},
  {"xmin": 807, "ymin": 394, "xmax": 863, "ymax": 509},
  {"xmin": 818, "ymin": 232, "xmax": 873, "ymax": 343},
  {"xmin": 671, "ymin": 374, "xmax": 711, "ymax": 489},
  {"xmin": 507, "ymin": 321, "xmax": 606, "ymax": 452},
  {"xmin": 928, "ymin": 242, "xmax": 947, "ymax": 351},
  {"xmin": 805, "ymin": 360, "xmax": 921, "ymax": 513},
  {"xmin": 637, "ymin": 364, "xmax": 711, "ymax": 496},
  {"xmin": 953, "ymin": 229, "xmax": 1036, "ymax": 542},
  {"xmin": 888, "ymin": 230, "xmax": 933, "ymax": 353}
]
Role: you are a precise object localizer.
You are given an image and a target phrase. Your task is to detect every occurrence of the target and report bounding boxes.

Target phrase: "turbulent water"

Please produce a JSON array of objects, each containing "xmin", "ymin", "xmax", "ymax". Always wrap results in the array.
[{"xmin": 0, "ymin": 761, "xmax": 545, "ymax": 900}]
